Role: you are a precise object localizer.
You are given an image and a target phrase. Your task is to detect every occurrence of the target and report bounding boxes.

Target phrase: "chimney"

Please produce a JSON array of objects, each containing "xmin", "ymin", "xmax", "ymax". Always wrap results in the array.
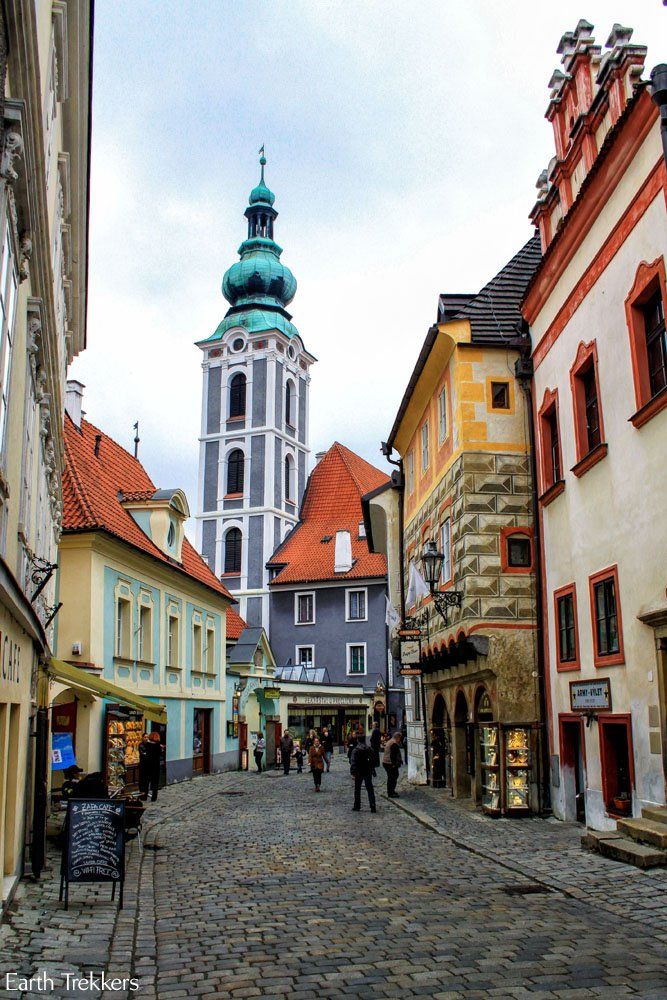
[
  {"xmin": 334, "ymin": 530, "xmax": 353, "ymax": 573},
  {"xmin": 65, "ymin": 380, "xmax": 85, "ymax": 428},
  {"xmin": 315, "ymin": 451, "xmax": 326, "ymax": 464}
]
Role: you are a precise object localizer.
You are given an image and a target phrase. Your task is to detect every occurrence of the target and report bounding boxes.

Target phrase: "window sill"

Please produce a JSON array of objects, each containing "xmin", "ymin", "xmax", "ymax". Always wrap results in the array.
[
  {"xmin": 345, "ymin": 617, "xmax": 368, "ymax": 624},
  {"xmin": 629, "ymin": 386, "xmax": 667, "ymax": 429},
  {"xmin": 220, "ymin": 572, "xmax": 241, "ymax": 578},
  {"xmin": 224, "ymin": 493, "xmax": 243, "ymax": 500},
  {"xmin": 571, "ymin": 442, "xmax": 608, "ymax": 478},
  {"xmin": 285, "ymin": 423, "xmax": 296, "ymax": 432},
  {"xmin": 227, "ymin": 415, "xmax": 245, "ymax": 423},
  {"xmin": 295, "ymin": 620, "xmax": 315, "ymax": 627},
  {"xmin": 538, "ymin": 479, "xmax": 565, "ymax": 507},
  {"xmin": 136, "ymin": 659, "xmax": 156, "ymax": 668},
  {"xmin": 166, "ymin": 664, "xmax": 181, "ymax": 671},
  {"xmin": 594, "ymin": 652, "xmax": 625, "ymax": 668},
  {"xmin": 556, "ymin": 659, "xmax": 580, "ymax": 673},
  {"xmin": 113, "ymin": 655, "xmax": 134, "ymax": 666}
]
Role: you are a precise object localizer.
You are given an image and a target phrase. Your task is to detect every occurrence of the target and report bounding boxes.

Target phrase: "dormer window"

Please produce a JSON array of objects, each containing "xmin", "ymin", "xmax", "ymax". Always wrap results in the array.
[
  {"xmin": 167, "ymin": 521, "xmax": 175, "ymax": 547},
  {"xmin": 122, "ymin": 489, "xmax": 190, "ymax": 561}
]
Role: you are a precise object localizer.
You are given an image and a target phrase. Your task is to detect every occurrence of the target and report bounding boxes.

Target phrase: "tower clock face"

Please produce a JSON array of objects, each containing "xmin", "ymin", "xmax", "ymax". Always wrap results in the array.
[{"xmin": 232, "ymin": 337, "xmax": 245, "ymax": 352}]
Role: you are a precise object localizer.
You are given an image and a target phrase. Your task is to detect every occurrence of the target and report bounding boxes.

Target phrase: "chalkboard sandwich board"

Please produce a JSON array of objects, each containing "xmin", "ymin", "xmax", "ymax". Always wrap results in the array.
[{"xmin": 60, "ymin": 799, "xmax": 125, "ymax": 910}]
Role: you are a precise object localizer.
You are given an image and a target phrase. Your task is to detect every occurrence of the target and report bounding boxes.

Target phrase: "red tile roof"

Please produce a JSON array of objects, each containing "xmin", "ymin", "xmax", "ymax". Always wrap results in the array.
[
  {"xmin": 63, "ymin": 414, "xmax": 246, "ymax": 638},
  {"xmin": 268, "ymin": 442, "xmax": 389, "ymax": 585}
]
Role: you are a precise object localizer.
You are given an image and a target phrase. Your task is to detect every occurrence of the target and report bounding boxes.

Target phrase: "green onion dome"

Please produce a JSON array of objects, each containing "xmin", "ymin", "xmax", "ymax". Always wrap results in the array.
[{"xmin": 222, "ymin": 238, "xmax": 297, "ymax": 309}]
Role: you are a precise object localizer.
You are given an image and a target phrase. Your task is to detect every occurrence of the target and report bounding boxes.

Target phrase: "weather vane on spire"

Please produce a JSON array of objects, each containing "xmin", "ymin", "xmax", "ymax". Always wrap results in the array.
[{"xmin": 258, "ymin": 144, "xmax": 266, "ymax": 181}]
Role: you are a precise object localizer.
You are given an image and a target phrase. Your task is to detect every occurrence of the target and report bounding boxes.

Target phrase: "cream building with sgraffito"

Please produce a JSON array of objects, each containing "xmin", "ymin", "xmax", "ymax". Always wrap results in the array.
[
  {"xmin": 0, "ymin": 1, "xmax": 92, "ymax": 910},
  {"xmin": 524, "ymin": 20, "xmax": 667, "ymax": 835},
  {"xmin": 377, "ymin": 238, "xmax": 546, "ymax": 815}
]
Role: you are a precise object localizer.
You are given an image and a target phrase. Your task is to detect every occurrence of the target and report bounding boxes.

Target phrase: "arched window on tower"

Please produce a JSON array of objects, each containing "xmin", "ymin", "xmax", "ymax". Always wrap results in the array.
[
  {"xmin": 284, "ymin": 454, "xmax": 295, "ymax": 502},
  {"xmin": 285, "ymin": 379, "xmax": 295, "ymax": 428},
  {"xmin": 224, "ymin": 528, "xmax": 242, "ymax": 575},
  {"xmin": 227, "ymin": 450, "xmax": 245, "ymax": 495},
  {"xmin": 229, "ymin": 373, "xmax": 246, "ymax": 419}
]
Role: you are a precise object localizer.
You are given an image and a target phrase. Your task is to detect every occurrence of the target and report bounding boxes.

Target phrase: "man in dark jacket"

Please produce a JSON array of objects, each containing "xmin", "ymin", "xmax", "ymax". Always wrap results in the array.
[
  {"xmin": 280, "ymin": 731, "xmax": 294, "ymax": 775},
  {"xmin": 370, "ymin": 722, "xmax": 382, "ymax": 768},
  {"xmin": 321, "ymin": 728, "xmax": 334, "ymax": 771},
  {"xmin": 350, "ymin": 733, "xmax": 376, "ymax": 813},
  {"xmin": 383, "ymin": 732, "xmax": 404, "ymax": 798}
]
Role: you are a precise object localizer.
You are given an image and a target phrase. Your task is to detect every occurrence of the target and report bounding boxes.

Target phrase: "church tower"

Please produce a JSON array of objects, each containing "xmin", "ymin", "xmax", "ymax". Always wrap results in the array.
[{"xmin": 196, "ymin": 154, "xmax": 315, "ymax": 630}]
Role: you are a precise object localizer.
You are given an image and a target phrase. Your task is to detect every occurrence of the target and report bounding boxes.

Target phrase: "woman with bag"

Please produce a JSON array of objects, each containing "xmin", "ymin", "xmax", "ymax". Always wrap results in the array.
[
  {"xmin": 253, "ymin": 732, "xmax": 265, "ymax": 773},
  {"xmin": 308, "ymin": 737, "xmax": 325, "ymax": 792}
]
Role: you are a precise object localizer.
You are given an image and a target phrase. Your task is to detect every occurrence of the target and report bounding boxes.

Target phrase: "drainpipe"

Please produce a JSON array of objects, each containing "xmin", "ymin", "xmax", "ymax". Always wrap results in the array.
[
  {"xmin": 516, "ymin": 351, "xmax": 551, "ymax": 813},
  {"xmin": 649, "ymin": 64, "xmax": 667, "ymax": 167},
  {"xmin": 30, "ymin": 660, "xmax": 50, "ymax": 878}
]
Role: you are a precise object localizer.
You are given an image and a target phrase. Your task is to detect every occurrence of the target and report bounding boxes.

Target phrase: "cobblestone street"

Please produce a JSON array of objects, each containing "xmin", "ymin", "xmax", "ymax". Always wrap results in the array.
[{"xmin": 2, "ymin": 759, "xmax": 667, "ymax": 999}]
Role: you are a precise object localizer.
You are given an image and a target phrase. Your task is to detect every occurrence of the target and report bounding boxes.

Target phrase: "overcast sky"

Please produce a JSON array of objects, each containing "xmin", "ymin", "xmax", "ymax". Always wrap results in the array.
[{"xmin": 70, "ymin": 1, "xmax": 665, "ymax": 537}]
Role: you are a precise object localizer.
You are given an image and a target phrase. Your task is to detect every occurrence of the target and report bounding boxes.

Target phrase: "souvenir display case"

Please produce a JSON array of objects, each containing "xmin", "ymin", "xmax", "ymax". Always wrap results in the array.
[
  {"xmin": 105, "ymin": 706, "xmax": 144, "ymax": 793},
  {"xmin": 503, "ymin": 725, "xmax": 532, "ymax": 813},
  {"xmin": 479, "ymin": 723, "xmax": 501, "ymax": 815}
]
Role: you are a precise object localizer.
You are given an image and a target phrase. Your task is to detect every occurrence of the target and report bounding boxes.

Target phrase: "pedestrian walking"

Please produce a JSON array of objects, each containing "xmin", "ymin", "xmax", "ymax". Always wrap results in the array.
[
  {"xmin": 322, "ymin": 728, "xmax": 334, "ymax": 772},
  {"xmin": 139, "ymin": 731, "xmax": 163, "ymax": 802},
  {"xmin": 382, "ymin": 731, "xmax": 404, "ymax": 799},
  {"xmin": 280, "ymin": 730, "xmax": 294, "ymax": 774},
  {"xmin": 347, "ymin": 730, "xmax": 358, "ymax": 761},
  {"xmin": 253, "ymin": 732, "xmax": 265, "ymax": 773},
  {"xmin": 304, "ymin": 729, "xmax": 316, "ymax": 754},
  {"xmin": 308, "ymin": 737, "xmax": 325, "ymax": 792},
  {"xmin": 295, "ymin": 742, "xmax": 304, "ymax": 773},
  {"xmin": 370, "ymin": 722, "xmax": 382, "ymax": 769},
  {"xmin": 350, "ymin": 732, "xmax": 377, "ymax": 813}
]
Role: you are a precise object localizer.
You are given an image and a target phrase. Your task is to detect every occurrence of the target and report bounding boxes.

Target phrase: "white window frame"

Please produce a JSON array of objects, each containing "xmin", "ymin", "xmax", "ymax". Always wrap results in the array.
[
  {"xmin": 294, "ymin": 591, "xmax": 316, "ymax": 625},
  {"xmin": 421, "ymin": 421, "xmax": 429, "ymax": 472},
  {"xmin": 192, "ymin": 618, "xmax": 203, "ymax": 671},
  {"xmin": 407, "ymin": 451, "xmax": 415, "ymax": 495},
  {"xmin": 346, "ymin": 642, "xmax": 367, "ymax": 676},
  {"xmin": 438, "ymin": 387, "xmax": 447, "ymax": 443},
  {"xmin": 440, "ymin": 518, "xmax": 452, "ymax": 585},
  {"xmin": 115, "ymin": 597, "xmax": 131, "ymax": 658},
  {"xmin": 345, "ymin": 587, "xmax": 368, "ymax": 623},
  {"xmin": 205, "ymin": 624, "xmax": 216, "ymax": 674},
  {"xmin": 137, "ymin": 596, "xmax": 153, "ymax": 662},
  {"xmin": 296, "ymin": 644, "xmax": 314, "ymax": 667},
  {"xmin": 0, "ymin": 222, "xmax": 18, "ymax": 456},
  {"xmin": 167, "ymin": 611, "xmax": 180, "ymax": 668}
]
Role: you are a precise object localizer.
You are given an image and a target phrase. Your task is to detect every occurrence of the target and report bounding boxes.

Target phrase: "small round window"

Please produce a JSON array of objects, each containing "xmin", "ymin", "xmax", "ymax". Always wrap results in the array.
[
  {"xmin": 232, "ymin": 337, "xmax": 245, "ymax": 353},
  {"xmin": 288, "ymin": 345, "xmax": 296, "ymax": 360},
  {"xmin": 167, "ymin": 522, "xmax": 175, "ymax": 547}
]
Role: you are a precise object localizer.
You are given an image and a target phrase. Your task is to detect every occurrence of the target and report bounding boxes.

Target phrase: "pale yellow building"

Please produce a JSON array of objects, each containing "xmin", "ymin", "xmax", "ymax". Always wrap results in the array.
[{"xmin": 0, "ymin": 1, "xmax": 92, "ymax": 909}]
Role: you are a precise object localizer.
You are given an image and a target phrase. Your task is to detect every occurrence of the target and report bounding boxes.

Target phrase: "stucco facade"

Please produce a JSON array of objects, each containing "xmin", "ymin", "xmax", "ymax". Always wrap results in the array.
[
  {"xmin": 0, "ymin": 0, "xmax": 91, "ymax": 907},
  {"xmin": 524, "ymin": 23, "xmax": 667, "ymax": 830}
]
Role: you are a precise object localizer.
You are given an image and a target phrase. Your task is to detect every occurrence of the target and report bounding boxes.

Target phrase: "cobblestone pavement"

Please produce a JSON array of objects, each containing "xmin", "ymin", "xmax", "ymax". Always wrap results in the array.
[{"xmin": 1, "ymin": 758, "xmax": 666, "ymax": 999}]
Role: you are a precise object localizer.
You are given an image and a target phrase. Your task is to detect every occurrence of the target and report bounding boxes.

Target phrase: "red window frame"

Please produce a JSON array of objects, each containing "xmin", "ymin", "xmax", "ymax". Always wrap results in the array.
[
  {"xmin": 500, "ymin": 526, "xmax": 534, "ymax": 574},
  {"xmin": 598, "ymin": 714, "xmax": 635, "ymax": 813},
  {"xmin": 537, "ymin": 387, "xmax": 564, "ymax": 505},
  {"xmin": 569, "ymin": 340, "xmax": 607, "ymax": 477},
  {"xmin": 625, "ymin": 257, "xmax": 667, "ymax": 429},
  {"xmin": 553, "ymin": 582, "xmax": 580, "ymax": 672},
  {"xmin": 588, "ymin": 564, "xmax": 624, "ymax": 668}
]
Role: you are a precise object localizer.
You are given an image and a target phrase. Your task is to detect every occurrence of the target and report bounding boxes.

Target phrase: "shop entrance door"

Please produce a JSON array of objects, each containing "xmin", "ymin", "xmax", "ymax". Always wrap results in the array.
[
  {"xmin": 453, "ymin": 690, "xmax": 471, "ymax": 798},
  {"xmin": 559, "ymin": 716, "xmax": 586, "ymax": 823},
  {"xmin": 193, "ymin": 708, "xmax": 211, "ymax": 775},
  {"xmin": 266, "ymin": 721, "xmax": 280, "ymax": 768},
  {"xmin": 239, "ymin": 723, "xmax": 248, "ymax": 770},
  {"xmin": 599, "ymin": 715, "xmax": 634, "ymax": 816}
]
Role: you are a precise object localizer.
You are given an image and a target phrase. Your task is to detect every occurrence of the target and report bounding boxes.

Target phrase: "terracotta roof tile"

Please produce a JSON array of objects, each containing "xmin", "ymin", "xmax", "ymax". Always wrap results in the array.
[
  {"xmin": 268, "ymin": 442, "xmax": 389, "ymax": 585},
  {"xmin": 62, "ymin": 415, "xmax": 243, "ymax": 618}
]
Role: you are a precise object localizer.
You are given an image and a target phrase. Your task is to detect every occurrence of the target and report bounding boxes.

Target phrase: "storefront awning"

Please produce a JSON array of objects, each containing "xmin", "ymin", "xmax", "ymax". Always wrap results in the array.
[{"xmin": 47, "ymin": 658, "xmax": 168, "ymax": 724}]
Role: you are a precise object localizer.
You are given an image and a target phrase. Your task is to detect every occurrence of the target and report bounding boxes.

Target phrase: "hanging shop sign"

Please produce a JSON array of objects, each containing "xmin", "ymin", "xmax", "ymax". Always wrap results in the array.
[
  {"xmin": 288, "ymin": 693, "xmax": 368, "ymax": 707},
  {"xmin": 398, "ymin": 628, "xmax": 422, "ymax": 639},
  {"xmin": 263, "ymin": 687, "xmax": 281, "ymax": 700},
  {"xmin": 60, "ymin": 799, "xmax": 126, "ymax": 910},
  {"xmin": 51, "ymin": 733, "xmax": 76, "ymax": 771},
  {"xmin": 400, "ymin": 640, "xmax": 420, "ymax": 665},
  {"xmin": 400, "ymin": 667, "xmax": 423, "ymax": 676},
  {"xmin": 570, "ymin": 678, "xmax": 612, "ymax": 712}
]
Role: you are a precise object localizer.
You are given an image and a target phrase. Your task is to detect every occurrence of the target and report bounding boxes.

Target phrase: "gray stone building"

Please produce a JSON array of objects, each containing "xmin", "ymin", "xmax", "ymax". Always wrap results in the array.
[
  {"xmin": 267, "ymin": 443, "xmax": 404, "ymax": 741},
  {"xmin": 195, "ymin": 155, "xmax": 315, "ymax": 630}
]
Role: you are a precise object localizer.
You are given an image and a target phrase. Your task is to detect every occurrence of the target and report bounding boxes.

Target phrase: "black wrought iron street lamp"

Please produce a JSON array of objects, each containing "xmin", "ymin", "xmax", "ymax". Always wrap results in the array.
[{"xmin": 421, "ymin": 539, "xmax": 462, "ymax": 626}]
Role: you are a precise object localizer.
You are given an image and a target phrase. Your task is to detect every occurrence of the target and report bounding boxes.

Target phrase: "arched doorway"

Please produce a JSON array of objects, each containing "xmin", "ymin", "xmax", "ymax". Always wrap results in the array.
[
  {"xmin": 431, "ymin": 693, "xmax": 451, "ymax": 789},
  {"xmin": 473, "ymin": 686, "xmax": 495, "ymax": 804},
  {"xmin": 453, "ymin": 689, "xmax": 471, "ymax": 798}
]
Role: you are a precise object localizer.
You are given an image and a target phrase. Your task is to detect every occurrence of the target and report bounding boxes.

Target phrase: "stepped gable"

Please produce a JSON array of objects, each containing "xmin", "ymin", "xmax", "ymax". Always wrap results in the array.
[
  {"xmin": 268, "ymin": 442, "xmax": 389, "ymax": 585},
  {"xmin": 63, "ymin": 413, "xmax": 246, "ymax": 637}
]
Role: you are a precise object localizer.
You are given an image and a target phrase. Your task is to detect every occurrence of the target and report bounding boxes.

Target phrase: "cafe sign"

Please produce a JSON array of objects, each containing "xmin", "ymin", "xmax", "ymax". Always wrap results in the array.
[
  {"xmin": 400, "ymin": 640, "xmax": 420, "ymax": 666},
  {"xmin": 570, "ymin": 678, "xmax": 612, "ymax": 712}
]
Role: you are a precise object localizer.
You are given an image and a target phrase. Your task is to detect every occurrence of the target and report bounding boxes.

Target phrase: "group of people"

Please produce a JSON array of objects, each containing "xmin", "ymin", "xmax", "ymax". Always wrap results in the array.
[{"xmin": 252, "ymin": 722, "xmax": 405, "ymax": 810}]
